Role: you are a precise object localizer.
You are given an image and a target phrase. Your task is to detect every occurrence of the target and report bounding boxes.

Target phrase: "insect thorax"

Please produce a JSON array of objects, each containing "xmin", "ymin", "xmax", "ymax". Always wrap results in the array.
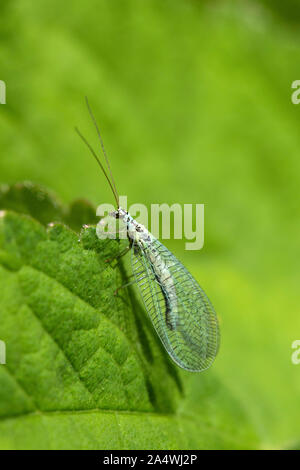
[{"xmin": 114, "ymin": 207, "xmax": 152, "ymax": 245}]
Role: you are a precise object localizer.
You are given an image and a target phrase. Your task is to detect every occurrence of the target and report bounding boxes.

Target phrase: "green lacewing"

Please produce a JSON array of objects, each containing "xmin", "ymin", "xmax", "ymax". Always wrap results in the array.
[{"xmin": 76, "ymin": 99, "xmax": 219, "ymax": 372}]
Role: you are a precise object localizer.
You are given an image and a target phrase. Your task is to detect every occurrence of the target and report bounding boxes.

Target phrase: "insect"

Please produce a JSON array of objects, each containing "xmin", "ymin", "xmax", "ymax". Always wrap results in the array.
[{"xmin": 75, "ymin": 98, "xmax": 220, "ymax": 372}]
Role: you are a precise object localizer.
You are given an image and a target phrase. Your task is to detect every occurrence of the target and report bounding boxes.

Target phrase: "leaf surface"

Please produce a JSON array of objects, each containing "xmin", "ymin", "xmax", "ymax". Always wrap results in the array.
[{"xmin": 0, "ymin": 184, "xmax": 258, "ymax": 449}]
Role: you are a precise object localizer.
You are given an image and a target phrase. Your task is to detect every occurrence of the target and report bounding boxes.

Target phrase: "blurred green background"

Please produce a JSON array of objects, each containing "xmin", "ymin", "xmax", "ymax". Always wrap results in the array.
[{"xmin": 1, "ymin": 0, "xmax": 300, "ymax": 448}]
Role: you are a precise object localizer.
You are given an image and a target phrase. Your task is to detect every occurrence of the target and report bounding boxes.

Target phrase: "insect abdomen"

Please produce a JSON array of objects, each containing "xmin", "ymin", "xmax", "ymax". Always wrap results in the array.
[{"xmin": 148, "ymin": 247, "xmax": 178, "ymax": 330}]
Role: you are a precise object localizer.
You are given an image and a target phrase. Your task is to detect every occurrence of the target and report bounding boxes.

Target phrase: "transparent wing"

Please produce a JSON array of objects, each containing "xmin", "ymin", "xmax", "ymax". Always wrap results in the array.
[{"xmin": 131, "ymin": 238, "xmax": 219, "ymax": 372}]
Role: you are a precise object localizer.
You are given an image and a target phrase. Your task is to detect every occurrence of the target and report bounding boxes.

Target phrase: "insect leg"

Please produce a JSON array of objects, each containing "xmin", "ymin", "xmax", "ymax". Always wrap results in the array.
[
  {"xmin": 105, "ymin": 237, "xmax": 133, "ymax": 266},
  {"xmin": 114, "ymin": 273, "xmax": 147, "ymax": 295},
  {"xmin": 105, "ymin": 245, "xmax": 131, "ymax": 266},
  {"xmin": 114, "ymin": 275, "xmax": 136, "ymax": 296}
]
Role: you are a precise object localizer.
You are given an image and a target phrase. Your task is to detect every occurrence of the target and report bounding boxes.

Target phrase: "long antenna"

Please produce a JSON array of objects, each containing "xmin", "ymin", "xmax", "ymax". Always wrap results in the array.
[
  {"xmin": 75, "ymin": 127, "xmax": 119, "ymax": 207},
  {"xmin": 85, "ymin": 97, "xmax": 119, "ymax": 205}
]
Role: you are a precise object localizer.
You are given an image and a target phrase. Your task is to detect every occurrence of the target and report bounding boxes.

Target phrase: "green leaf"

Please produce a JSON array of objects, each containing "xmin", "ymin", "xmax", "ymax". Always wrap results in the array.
[
  {"xmin": 0, "ymin": 182, "xmax": 98, "ymax": 231},
  {"xmin": 0, "ymin": 184, "xmax": 258, "ymax": 449}
]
